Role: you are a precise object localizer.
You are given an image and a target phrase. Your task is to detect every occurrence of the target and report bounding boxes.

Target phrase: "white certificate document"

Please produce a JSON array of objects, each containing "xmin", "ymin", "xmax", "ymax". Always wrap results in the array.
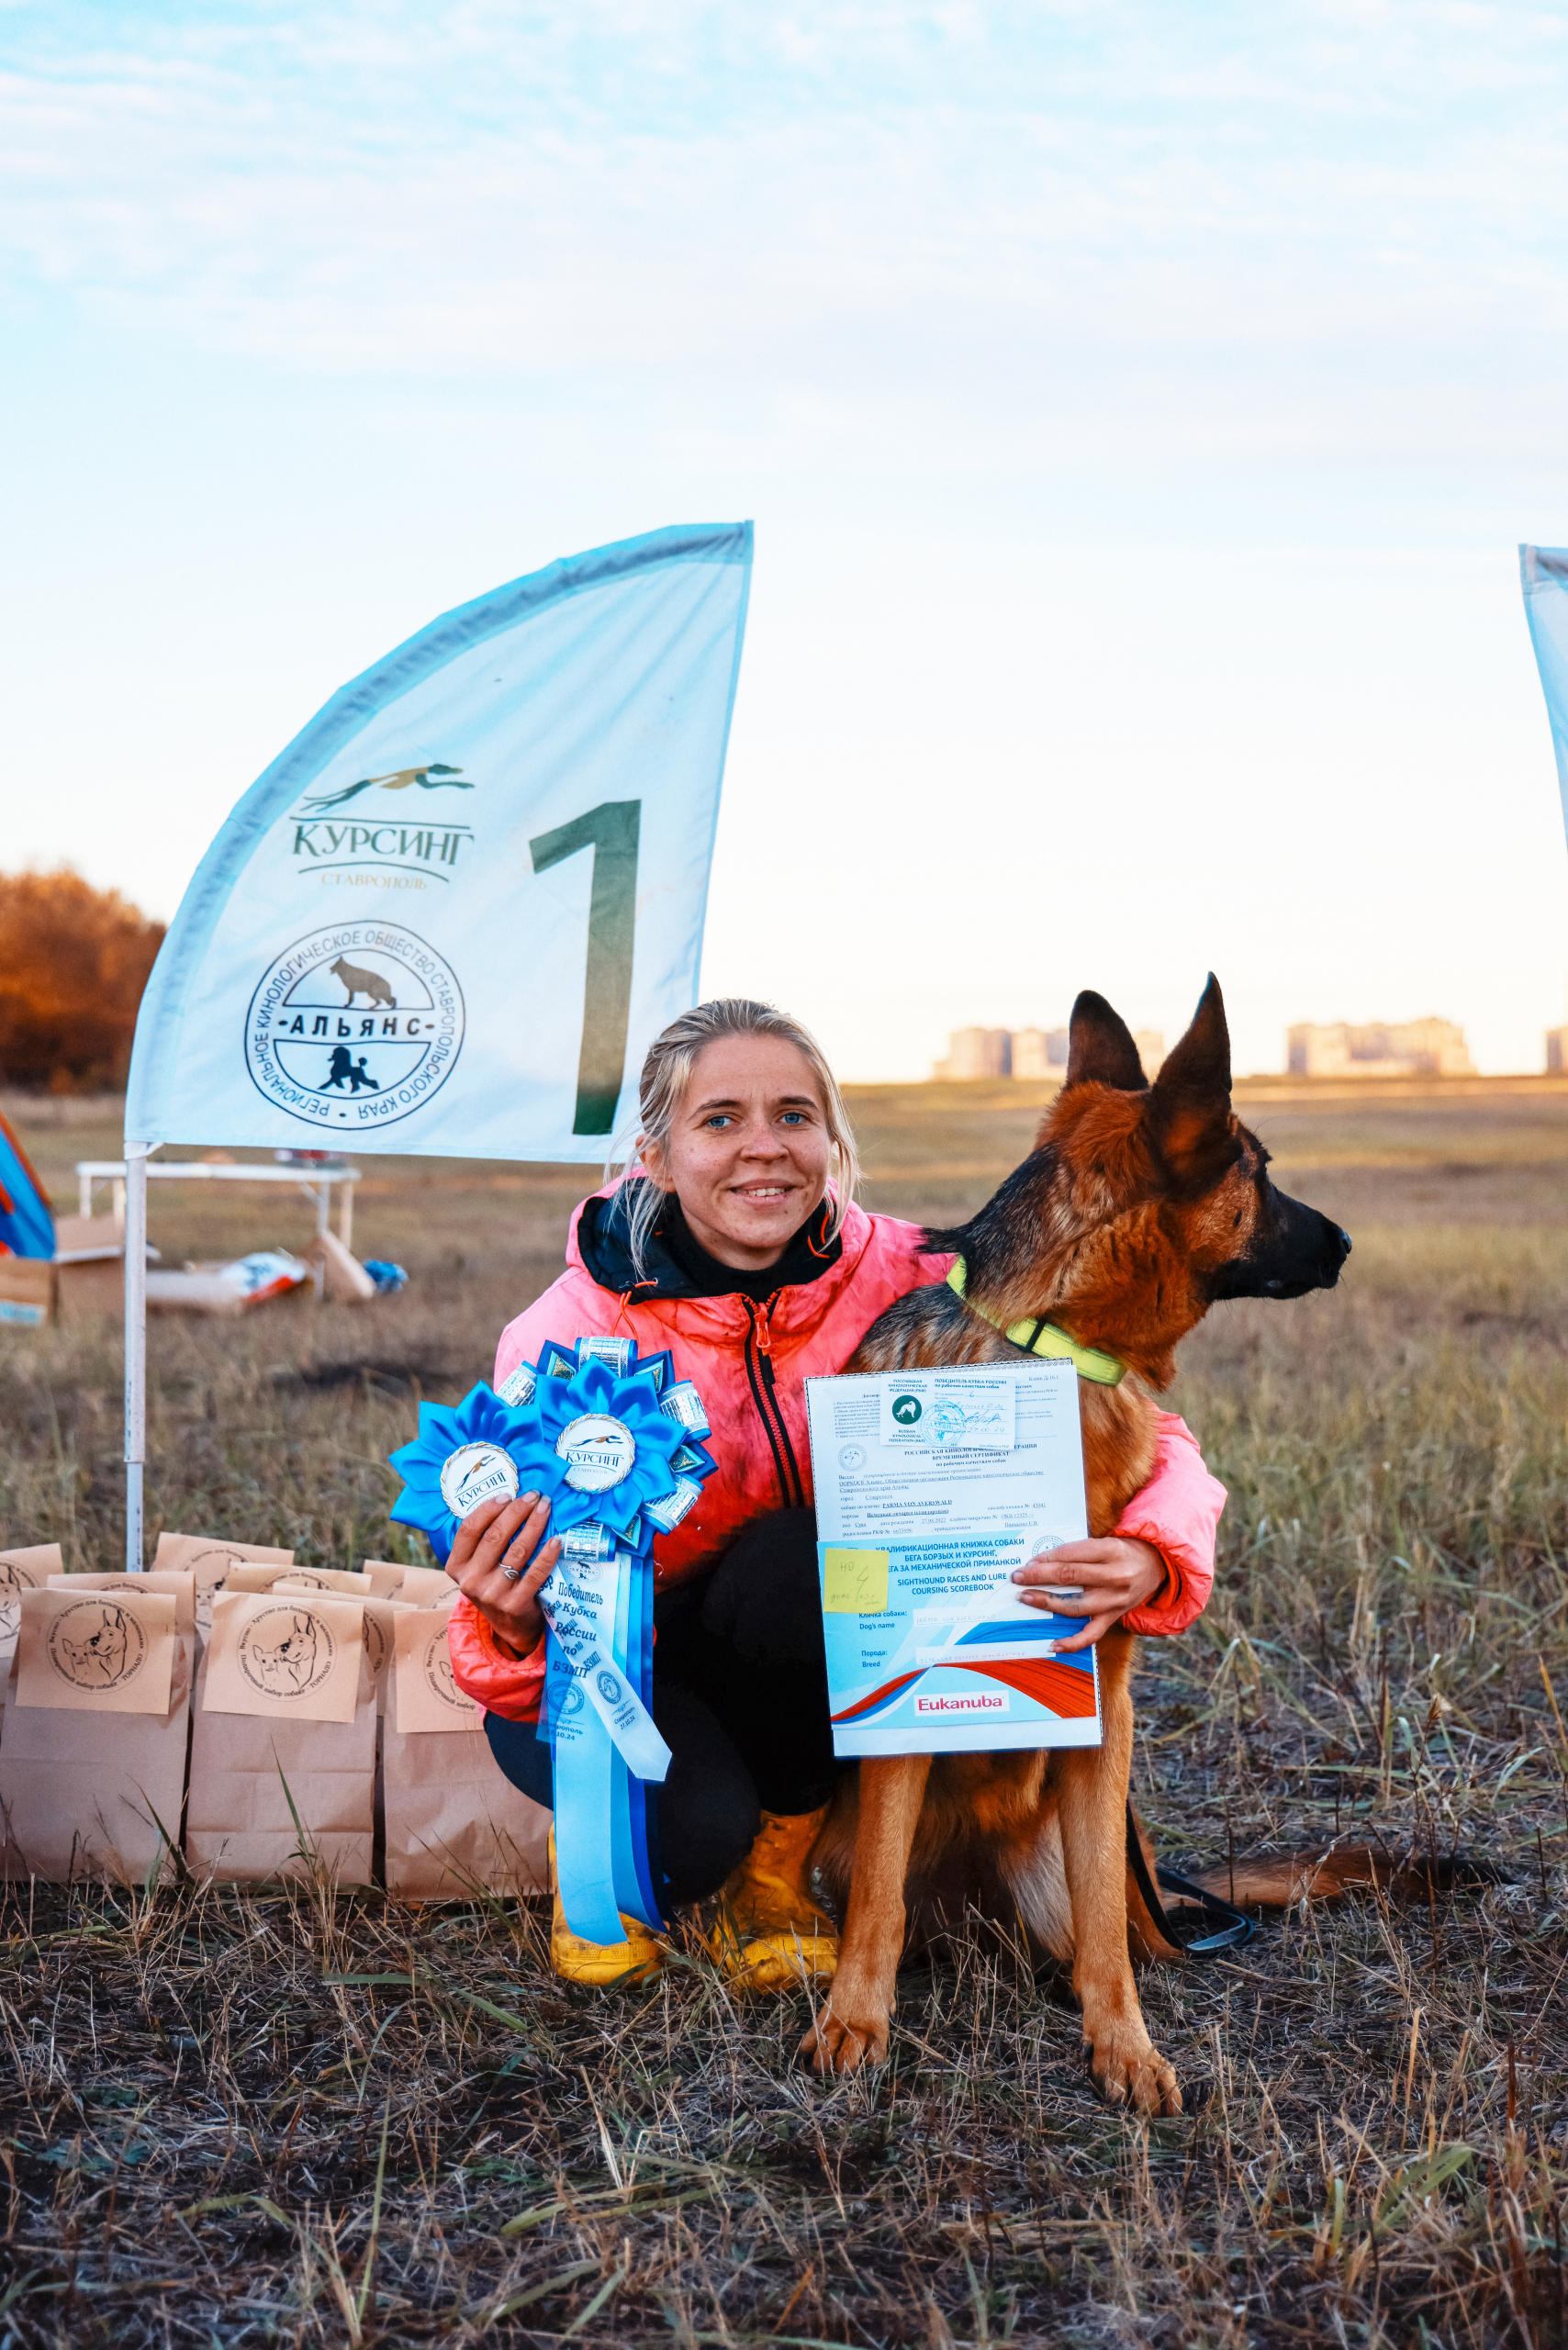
[{"xmin": 805, "ymin": 1361, "xmax": 1102, "ymax": 1757}]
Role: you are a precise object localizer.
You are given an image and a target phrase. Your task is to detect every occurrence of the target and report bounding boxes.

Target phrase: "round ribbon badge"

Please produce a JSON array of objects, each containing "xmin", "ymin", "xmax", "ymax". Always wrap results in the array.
[
  {"xmin": 556, "ymin": 1414, "xmax": 636, "ymax": 1494},
  {"xmin": 387, "ymin": 1384, "xmax": 538, "ymax": 1561},
  {"xmin": 439, "ymin": 1442, "xmax": 520, "ymax": 1519}
]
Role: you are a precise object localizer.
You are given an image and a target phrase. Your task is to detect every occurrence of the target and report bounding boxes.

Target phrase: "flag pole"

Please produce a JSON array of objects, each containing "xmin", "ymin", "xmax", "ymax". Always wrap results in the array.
[{"xmin": 123, "ymin": 1139, "xmax": 149, "ymax": 1572}]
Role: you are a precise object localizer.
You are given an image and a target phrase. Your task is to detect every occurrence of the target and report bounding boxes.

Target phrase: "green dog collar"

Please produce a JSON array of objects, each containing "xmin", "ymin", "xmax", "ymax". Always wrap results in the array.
[{"xmin": 945, "ymin": 1258, "xmax": 1127, "ymax": 1387}]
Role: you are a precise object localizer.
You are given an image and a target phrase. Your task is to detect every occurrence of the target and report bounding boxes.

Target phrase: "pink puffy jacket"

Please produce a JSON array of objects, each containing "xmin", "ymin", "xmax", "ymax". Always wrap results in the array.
[{"xmin": 449, "ymin": 1185, "xmax": 1226, "ymax": 1724}]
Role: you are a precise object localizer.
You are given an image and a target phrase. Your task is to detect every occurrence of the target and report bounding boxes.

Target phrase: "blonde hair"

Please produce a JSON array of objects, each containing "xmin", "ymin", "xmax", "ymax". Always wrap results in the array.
[{"xmin": 610, "ymin": 999, "xmax": 861, "ymax": 1280}]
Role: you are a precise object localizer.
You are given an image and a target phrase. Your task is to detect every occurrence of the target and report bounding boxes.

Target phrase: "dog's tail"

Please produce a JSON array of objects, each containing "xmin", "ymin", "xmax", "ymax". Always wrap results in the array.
[{"xmin": 1188, "ymin": 1846, "xmax": 1491, "ymax": 1908}]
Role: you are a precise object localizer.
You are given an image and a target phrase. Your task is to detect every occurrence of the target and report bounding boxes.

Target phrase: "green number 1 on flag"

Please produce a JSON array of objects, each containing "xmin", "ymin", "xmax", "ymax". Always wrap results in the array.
[{"xmin": 529, "ymin": 800, "xmax": 642, "ymax": 1136}]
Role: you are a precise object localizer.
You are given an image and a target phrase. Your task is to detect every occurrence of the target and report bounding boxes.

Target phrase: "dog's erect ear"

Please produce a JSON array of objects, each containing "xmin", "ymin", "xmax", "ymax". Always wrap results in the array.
[
  {"xmin": 1065, "ymin": 991, "xmax": 1149, "ymax": 1092},
  {"xmin": 1149, "ymin": 974, "xmax": 1234, "ymax": 1174}
]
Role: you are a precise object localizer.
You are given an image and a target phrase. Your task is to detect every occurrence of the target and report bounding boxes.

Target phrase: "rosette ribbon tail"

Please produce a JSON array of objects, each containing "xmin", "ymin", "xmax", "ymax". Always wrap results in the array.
[{"xmin": 387, "ymin": 1342, "xmax": 715, "ymax": 1948}]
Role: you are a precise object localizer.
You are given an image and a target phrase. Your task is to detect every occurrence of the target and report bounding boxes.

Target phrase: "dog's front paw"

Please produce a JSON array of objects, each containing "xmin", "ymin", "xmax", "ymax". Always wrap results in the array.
[
  {"xmin": 799, "ymin": 1998, "xmax": 889, "ymax": 2075},
  {"xmin": 1085, "ymin": 2028, "xmax": 1182, "ymax": 2116}
]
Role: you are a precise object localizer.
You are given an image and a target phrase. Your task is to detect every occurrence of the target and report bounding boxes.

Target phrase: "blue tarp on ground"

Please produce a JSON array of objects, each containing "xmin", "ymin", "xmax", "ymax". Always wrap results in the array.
[{"xmin": 0, "ymin": 1111, "xmax": 54, "ymax": 1259}]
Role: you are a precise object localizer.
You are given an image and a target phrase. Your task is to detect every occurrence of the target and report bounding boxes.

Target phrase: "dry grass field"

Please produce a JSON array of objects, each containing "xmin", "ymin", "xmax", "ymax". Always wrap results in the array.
[{"xmin": 1, "ymin": 1078, "xmax": 1566, "ymax": 2346}]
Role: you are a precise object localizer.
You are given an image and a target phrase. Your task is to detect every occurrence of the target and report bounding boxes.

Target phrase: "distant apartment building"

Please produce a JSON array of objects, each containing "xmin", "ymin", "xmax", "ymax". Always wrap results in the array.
[
  {"xmin": 1547, "ymin": 1029, "xmax": 1568, "ymax": 1073},
  {"xmin": 1010, "ymin": 1027, "xmax": 1070, "ymax": 1079},
  {"xmin": 1286, "ymin": 1018, "xmax": 1475, "ymax": 1079},
  {"xmin": 935, "ymin": 1025, "xmax": 1164, "ymax": 1081},
  {"xmin": 935, "ymin": 1027, "xmax": 1014, "ymax": 1080}
]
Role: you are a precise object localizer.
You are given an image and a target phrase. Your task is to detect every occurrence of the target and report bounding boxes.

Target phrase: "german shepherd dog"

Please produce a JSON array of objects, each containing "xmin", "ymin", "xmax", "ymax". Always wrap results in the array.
[{"xmin": 801, "ymin": 978, "xmax": 1352, "ymax": 2112}]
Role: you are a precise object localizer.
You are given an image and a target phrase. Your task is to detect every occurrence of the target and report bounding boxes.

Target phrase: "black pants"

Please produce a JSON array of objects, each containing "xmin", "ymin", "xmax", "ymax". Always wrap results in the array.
[{"xmin": 485, "ymin": 1509, "xmax": 836, "ymax": 1908}]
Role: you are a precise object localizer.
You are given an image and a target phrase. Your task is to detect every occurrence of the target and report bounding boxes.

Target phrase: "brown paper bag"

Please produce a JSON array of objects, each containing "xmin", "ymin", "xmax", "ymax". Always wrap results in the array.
[
  {"xmin": 17, "ymin": 1589, "xmax": 176, "ymax": 1715},
  {"xmin": 153, "ymin": 1533, "xmax": 294, "ymax": 1632},
  {"xmin": 203, "ymin": 1592, "xmax": 365, "ymax": 1724},
  {"xmin": 381, "ymin": 1607, "xmax": 548, "ymax": 1900},
  {"xmin": 0, "ymin": 1589, "xmax": 193, "ymax": 1885},
  {"xmin": 186, "ymin": 1595, "xmax": 375, "ymax": 1884},
  {"xmin": 279, "ymin": 1586, "xmax": 411, "ymax": 1718},
  {"xmin": 49, "ymin": 1571, "xmax": 196, "ymax": 1633},
  {"xmin": 0, "ymin": 1544, "xmax": 65, "ymax": 1657},
  {"xmin": 361, "ymin": 1560, "xmax": 454, "ymax": 1607},
  {"xmin": 226, "ymin": 1564, "xmax": 375, "ymax": 1601},
  {"xmin": 392, "ymin": 1602, "xmax": 478, "ymax": 1732}
]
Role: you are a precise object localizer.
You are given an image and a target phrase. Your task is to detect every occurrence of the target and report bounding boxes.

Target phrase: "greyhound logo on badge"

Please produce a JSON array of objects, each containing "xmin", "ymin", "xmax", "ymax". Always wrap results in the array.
[
  {"xmin": 439, "ymin": 1443, "xmax": 521, "ymax": 1520},
  {"xmin": 246, "ymin": 924, "xmax": 465, "ymax": 1131},
  {"xmin": 556, "ymin": 1414, "xmax": 636, "ymax": 1493},
  {"xmin": 48, "ymin": 1600, "xmax": 147, "ymax": 1692}
]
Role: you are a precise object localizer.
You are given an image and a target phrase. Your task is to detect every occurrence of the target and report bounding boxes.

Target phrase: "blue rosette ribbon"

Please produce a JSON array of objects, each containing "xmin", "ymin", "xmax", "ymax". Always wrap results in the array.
[{"xmin": 387, "ymin": 1335, "xmax": 715, "ymax": 1944}]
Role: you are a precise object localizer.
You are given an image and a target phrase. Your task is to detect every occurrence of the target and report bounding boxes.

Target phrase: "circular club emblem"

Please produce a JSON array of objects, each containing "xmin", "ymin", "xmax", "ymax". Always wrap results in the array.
[
  {"xmin": 364, "ymin": 1610, "xmax": 390, "ymax": 1679},
  {"xmin": 246, "ymin": 924, "xmax": 465, "ymax": 1131},
  {"xmin": 238, "ymin": 1604, "xmax": 337, "ymax": 1701},
  {"xmin": 422, "ymin": 1630, "xmax": 470, "ymax": 1711},
  {"xmin": 555, "ymin": 1679, "xmax": 586, "ymax": 1718},
  {"xmin": 48, "ymin": 1601, "xmax": 147, "ymax": 1693},
  {"xmin": 595, "ymin": 1666, "xmax": 623, "ymax": 1706},
  {"xmin": 556, "ymin": 1414, "xmax": 636, "ymax": 1494},
  {"xmin": 440, "ymin": 1443, "xmax": 520, "ymax": 1519},
  {"xmin": 890, "ymin": 1393, "xmax": 924, "ymax": 1426},
  {"xmin": 838, "ymin": 1443, "xmax": 867, "ymax": 1472}
]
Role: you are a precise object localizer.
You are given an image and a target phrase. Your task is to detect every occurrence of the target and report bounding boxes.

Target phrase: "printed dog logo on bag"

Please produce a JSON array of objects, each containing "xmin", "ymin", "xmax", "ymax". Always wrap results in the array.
[
  {"xmin": 48, "ymin": 1601, "xmax": 146, "ymax": 1692},
  {"xmin": 15, "ymin": 1586, "xmax": 177, "ymax": 1718},
  {"xmin": 0, "ymin": 1546, "xmax": 63, "ymax": 1652},
  {"xmin": 238, "ymin": 1607, "xmax": 335, "ymax": 1701},
  {"xmin": 203, "ymin": 1591, "xmax": 364, "ymax": 1724},
  {"xmin": 151, "ymin": 1536, "xmax": 296, "ymax": 1630}
]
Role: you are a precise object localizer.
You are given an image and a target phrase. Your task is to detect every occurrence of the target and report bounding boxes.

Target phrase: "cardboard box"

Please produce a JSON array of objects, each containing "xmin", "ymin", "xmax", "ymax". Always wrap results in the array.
[
  {"xmin": 0, "ymin": 1257, "xmax": 53, "ymax": 1328},
  {"xmin": 0, "ymin": 1216, "xmax": 147, "ymax": 1328}
]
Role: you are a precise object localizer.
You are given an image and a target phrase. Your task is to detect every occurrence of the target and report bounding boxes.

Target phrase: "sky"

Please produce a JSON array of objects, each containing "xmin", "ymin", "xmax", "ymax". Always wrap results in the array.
[{"xmin": 5, "ymin": 1, "xmax": 1568, "ymax": 1081}]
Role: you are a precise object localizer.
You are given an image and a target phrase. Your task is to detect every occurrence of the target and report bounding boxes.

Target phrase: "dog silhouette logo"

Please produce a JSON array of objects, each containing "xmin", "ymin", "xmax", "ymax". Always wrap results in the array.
[
  {"xmin": 247, "ymin": 925, "xmax": 465, "ymax": 1131},
  {"xmin": 891, "ymin": 1394, "xmax": 924, "ymax": 1426},
  {"xmin": 48, "ymin": 1600, "xmax": 147, "ymax": 1692},
  {"xmin": 555, "ymin": 1414, "xmax": 636, "ymax": 1493},
  {"xmin": 319, "ymin": 1045, "xmax": 381, "ymax": 1095},
  {"xmin": 329, "ymin": 955, "xmax": 397, "ymax": 1009},
  {"xmin": 238, "ymin": 1606, "xmax": 336, "ymax": 1700},
  {"xmin": 301, "ymin": 762, "xmax": 471, "ymax": 814}
]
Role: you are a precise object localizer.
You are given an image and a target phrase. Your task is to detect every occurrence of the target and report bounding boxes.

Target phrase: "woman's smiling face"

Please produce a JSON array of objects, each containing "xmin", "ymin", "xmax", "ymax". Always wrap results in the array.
[{"xmin": 640, "ymin": 1034, "xmax": 834, "ymax": 1270}]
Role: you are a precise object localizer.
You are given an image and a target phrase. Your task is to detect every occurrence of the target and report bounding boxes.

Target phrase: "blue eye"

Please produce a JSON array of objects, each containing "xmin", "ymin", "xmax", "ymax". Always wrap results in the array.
[
  {"xmin": 780, "ymin": 1112, "xmax": 806, "ymax": 1125},
  {"xmin": 705, "ymin": 1113, "xmax": 732, "ymax": 1129}
]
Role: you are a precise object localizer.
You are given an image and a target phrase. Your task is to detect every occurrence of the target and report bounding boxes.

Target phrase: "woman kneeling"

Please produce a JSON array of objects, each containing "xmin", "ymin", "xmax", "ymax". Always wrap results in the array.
[{"xmin": 445, "ymin": 1000, "xmax": 1224, "ymax": 1988}]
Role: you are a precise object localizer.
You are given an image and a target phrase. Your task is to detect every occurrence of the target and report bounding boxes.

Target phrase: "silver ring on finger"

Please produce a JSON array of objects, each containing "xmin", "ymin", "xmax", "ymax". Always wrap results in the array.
[{"xmin": 500, "ymin": 1563, "xmax": 523, "ymax": 1583}]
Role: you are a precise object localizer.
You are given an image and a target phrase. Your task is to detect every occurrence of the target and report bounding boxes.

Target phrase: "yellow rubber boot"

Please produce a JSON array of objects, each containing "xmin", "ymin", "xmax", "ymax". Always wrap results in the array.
[
  {"xmin": 548, "ymin": 1829, "xmax": 664, "ymax": 1986},
  {"xmin": 713, "ymin": 1807, "xmax": 838, "ymax": 1995}
]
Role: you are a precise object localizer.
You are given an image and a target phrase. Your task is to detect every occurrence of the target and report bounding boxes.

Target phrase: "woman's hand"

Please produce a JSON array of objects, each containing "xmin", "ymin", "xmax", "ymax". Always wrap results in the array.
[
  {"xmin": 444, "ymin": 1491, "xmax": 561, "ymax": 1661},
  {"xmin": 1012, "ymin": 1536, "xmax": 1167, "ymax": 1654}
]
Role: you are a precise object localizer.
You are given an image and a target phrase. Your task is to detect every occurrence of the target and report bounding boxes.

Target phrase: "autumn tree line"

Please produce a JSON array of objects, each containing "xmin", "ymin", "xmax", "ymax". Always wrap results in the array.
[{"xmin": 0, "ymin": 870, "xmax": 165, "ymax": 1091}]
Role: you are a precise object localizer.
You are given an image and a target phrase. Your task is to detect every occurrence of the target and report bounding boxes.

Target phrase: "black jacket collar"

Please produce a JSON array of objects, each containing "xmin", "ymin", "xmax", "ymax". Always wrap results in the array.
[{"xmin": 577, "ymin": 1181, "xmax": 843, "ymax": 1303}]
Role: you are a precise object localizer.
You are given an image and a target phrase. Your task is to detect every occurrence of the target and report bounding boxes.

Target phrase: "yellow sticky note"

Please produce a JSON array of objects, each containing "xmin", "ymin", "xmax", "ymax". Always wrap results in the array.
[{"xmin": 823, "ymin": 1548, "xmax": 890, "ymax": 1615}]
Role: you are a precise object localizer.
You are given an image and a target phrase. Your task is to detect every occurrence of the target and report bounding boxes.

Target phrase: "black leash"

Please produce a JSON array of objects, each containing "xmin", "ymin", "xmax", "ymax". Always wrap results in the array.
[{"xmin": 1126, "ymin": 1802, "xmax": 1254, "ymax": 1956}]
